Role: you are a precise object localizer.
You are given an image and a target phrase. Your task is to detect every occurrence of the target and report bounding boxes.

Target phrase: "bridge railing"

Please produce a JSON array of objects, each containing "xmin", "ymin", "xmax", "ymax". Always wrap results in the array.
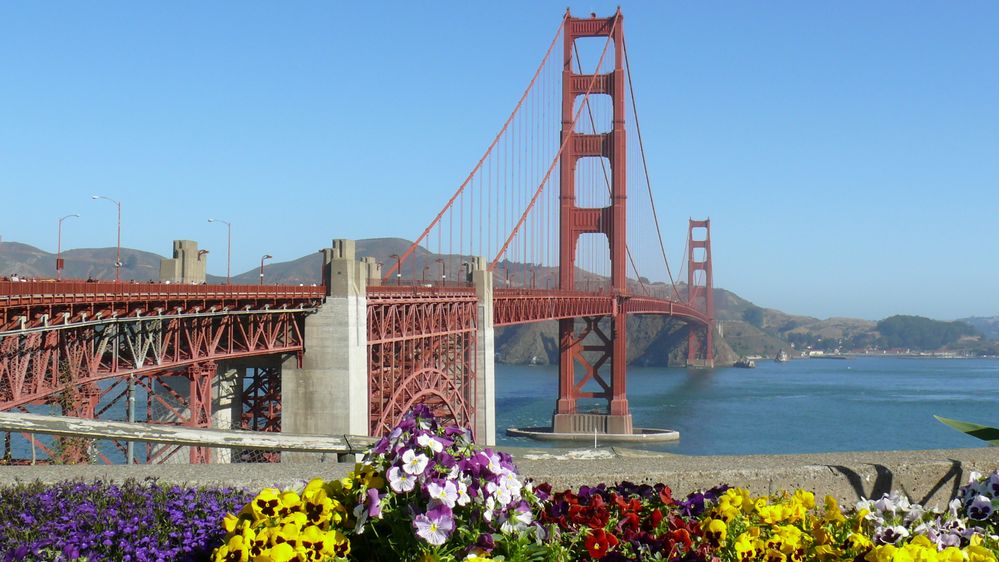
[
  {"xmin": 0, "ymin": 280, "xmax": 326, "ymax": 305},
  {"xmin": 0, "ymin": 412, "xmax": 377, "ymax": 464},
  {"xmin": 366, "ymin": 284, "xmax": 476, "ymax": 299}
]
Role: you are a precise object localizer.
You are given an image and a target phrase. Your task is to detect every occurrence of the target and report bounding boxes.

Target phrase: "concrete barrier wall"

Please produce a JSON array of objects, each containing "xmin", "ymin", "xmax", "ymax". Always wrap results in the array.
[{"xmin": 1, "ymin": 447, "xmax": 997, "ymax": 508}]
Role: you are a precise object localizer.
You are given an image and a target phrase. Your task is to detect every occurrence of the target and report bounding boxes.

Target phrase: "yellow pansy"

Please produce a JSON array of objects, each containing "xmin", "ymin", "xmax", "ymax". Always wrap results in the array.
[
  {"xmin": 734, "ymin": 532, "xmax": 761, "ymax": 562},
  {"xmin": 812, "ymin": 544, "xmax": 841, "ymax": 562},
  {"xmin": 277, "ymin": 490, "xmax": 302, "ymax": 517},
  {"xmin": 966, "ymin": 545, "xmax": 998, "ymax": 562},
  {"xmin": 938, "ymin": 547, "xmax": 965, "ymax": 562},
  {"xmin": 720, "ymin": 487, "xmax": 755, "ymax": 514},
  {"xmin": 248, "ymin": 527, "xmax": 274, "ymax": 560},
  {"xmin": 214, "ymin": 533, "xmax": 251, "ymax": 562},
  {"xmin": 822, "ymin": 496, "xmax": 846, "ymax": 524},
  {"xmin": 811, "ymin": 521, "xmax": 832, "ymax": 546},
  {"xmin": 757, "ymin": 502, "xmax": 788, "ymax": 525},
  {"xmin": 251, "ymin": 488, "xmax": 283, "ymax": 519},
  {"xmin": 793, "ymin": 490, "xmax": 815, "ymax": 510},
  {"xmin": 298, "ymin": 525, "xmax": 336, "ymax": 561},
  {"xmin": 279, "ymin": 511, "xmax": 308, "ymax": 529},
  {"xmin": 846, "ymin": 532, "xmax": 873, "ymax": 551},
  {"xmin": 765, "ymin": 548, "xmax": 787, "ymax": 562},
  {"xmin": 775, "ymin": 525, "xmax": 803, "ymax": 551},
  {"xmin": 755, "ymin": 497, "xmax": 770, "ymax": 513},
  {"xmin": 338, "ymin": 473, "xmax": 356, "ymax": 493},
  {"xmin": 270, "ymin": 522, "xmax": 302, "ymax": 549},
  {"xmin": 329, "ymin": 528, "xmax": 351, "ymax": 558},
  {"xmin": 852, "ymin": 508, "xmax": 870, "ymax": 532},
  {"xmin": 302, "ymin": 489, "xmax": 335, "ymax": 526},
  {"xmin": 702, "ymin": 518, "xmax": 728, "ymax": 546},
  {"xmin": 223, "ymin": 511, "xmax": 256, "ymax": 536},
  {"xmin": 865, "ymin": 545, "xmax": 896, "ymax": 562},
  {"xmin": 354, "ymin": 463, "xmax": 387, "ymax": 490},
  {"xmin": 253, "ymin": 541, "xmax": 296, "ymax": 562}
]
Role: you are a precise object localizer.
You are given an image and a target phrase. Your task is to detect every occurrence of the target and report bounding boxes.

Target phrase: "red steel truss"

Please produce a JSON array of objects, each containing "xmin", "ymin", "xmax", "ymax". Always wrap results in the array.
[
  {"xmin": 493, "ymin": 289, "xmax": 613, "ymax": 326},
  {"xmin": 240, "ymin": 366, "xmax": 282, "ymax": 463},
  {"xmin": 0, "ymin": 281, "xmax": 315, "ymax": 463},
  {"xmin": 366, "ymin": 287, "xmax": 477, "ymax": 437},
  {"xmin": 0, "ymin": 280, "xmax": 323, "ymax": 332},
  {"xmin": 0, "ymin": 308, "xmax": 308, "ymax": 411}
]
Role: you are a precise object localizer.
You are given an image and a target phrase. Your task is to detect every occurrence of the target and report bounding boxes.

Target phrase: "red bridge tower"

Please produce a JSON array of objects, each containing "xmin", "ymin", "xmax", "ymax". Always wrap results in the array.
[
  {"xmin": 554, "ymin": 10, "xmax": 632, "ymax": 435},
  {"xmin": 687, "ymin": 219, "xmax": 715, "ymax": 367}
]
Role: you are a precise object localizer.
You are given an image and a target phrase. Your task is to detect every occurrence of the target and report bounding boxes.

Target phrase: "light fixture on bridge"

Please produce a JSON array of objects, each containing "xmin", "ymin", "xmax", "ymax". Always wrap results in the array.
[
  {"xmin": 91, "ymin": 195, "xmax": 122, "ymax": 283},
  {"xmin": 259, "ymin": 254, "xmax": 273, "ymax": 285},
  {"xmin": 435, "ymin": 257, "xmax": 446, "ymax": 284},
  {"xmin": 207, "ymin": 218, "xmax": 232, "ymax": 285},
  {"xmin": 56, "ymin": 213, "xmax": 80, "ymax": 281},
  {"xmin": 389, "ymin": 254, "xmax": 402, "ymax": 286}
]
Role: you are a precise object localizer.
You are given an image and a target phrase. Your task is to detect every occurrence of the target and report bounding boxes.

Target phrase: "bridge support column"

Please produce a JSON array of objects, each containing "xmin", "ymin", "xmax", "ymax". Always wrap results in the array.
[
  {"xmin": 211, "ymin": 364, "xmax": 244, "ymax": 463},
  {"xmin": 282, "ymin": 239, "xmax": 368, "ymax": 461},
  {"xmin": 471, "ymin": 257, "xmax": 495, "ymax": 446}
]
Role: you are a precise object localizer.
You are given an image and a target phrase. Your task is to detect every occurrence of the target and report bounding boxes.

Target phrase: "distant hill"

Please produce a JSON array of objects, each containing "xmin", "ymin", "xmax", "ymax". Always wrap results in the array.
[
  {"xmin": 0, "ymin": 241, "xmax": 165, "ymax": 282},
  {"xmin": 958, "ymin": 316, "xmax": 999, "ymax": 340}
]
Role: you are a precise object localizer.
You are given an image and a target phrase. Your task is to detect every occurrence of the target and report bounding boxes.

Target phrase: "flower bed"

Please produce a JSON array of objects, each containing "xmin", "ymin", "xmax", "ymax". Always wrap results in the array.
[
  {"xmin": 2, "ymin": 407, "xmax": 997, "ymax": 561},
  {"xmin": 0, "ymin": 480, "xmax": 250, "ymax": 561},
  {"xmin": 214, "ymin": 406, "xmax": 999, "ymax": 561}
]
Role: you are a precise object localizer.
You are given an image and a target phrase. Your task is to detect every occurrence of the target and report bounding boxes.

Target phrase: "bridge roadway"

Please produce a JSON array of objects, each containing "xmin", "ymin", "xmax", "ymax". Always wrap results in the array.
[
  {"xmin": 0, "ymin": 278, "xmax": 710, "ymax": 461},
  {"xmin": 0, "ymin": 282, "xmax": 707, "ymax": 329}
]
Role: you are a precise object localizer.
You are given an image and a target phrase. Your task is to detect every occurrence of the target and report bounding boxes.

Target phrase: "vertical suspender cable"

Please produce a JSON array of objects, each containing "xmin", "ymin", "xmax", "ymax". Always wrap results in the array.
[
  {"xmin": 623, "ymin": 37, "xmax": 681, "ymax": 300},
  {"xmin": 386, "ymin": 21, "xmax": 565, "ymax": 281}
]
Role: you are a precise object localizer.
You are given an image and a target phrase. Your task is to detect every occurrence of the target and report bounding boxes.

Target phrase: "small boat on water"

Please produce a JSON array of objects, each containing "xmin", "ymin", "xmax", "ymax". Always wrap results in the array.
[
  {"xmin": 775, "ymin": 349, "xmax": 790, "ymax": 362},
  {"xmin": 734, "ymin": 357, "xmax": 756, "ymax": 368}
]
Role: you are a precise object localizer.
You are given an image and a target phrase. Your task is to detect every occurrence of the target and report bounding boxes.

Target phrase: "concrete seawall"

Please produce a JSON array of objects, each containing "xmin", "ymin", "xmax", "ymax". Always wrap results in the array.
[{"xmin": 1, "ymin": 447, "xmax": 996, "ymax": 508}]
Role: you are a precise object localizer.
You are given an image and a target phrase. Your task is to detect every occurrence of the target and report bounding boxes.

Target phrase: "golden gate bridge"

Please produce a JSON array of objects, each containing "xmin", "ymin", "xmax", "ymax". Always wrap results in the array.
[{"xmin": 0, "ymin": 9, "xmax": 714, "ymax": 464}]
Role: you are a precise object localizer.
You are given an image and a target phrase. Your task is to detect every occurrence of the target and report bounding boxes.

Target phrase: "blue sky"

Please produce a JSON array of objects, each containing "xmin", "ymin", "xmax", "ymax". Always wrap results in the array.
[{"xmin": 1, "ymin": 1, "xmax": 996, "ymax": 321}]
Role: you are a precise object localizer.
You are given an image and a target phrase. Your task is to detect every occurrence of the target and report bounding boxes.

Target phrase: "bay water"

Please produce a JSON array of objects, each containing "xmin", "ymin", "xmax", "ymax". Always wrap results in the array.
[{"xmin": 496, "ymin": 357, "xmax": 999, "ymax": 455}]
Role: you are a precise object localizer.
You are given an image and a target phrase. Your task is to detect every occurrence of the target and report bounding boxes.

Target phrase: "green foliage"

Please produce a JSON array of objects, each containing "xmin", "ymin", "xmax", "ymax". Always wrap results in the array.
[
  {"xmin": 741, "ymin": 306, "xmax": 765, "ymax": 329},
  {"xmin": 876, "ymin": 315, "xmax": 977, "ymax": 350}
]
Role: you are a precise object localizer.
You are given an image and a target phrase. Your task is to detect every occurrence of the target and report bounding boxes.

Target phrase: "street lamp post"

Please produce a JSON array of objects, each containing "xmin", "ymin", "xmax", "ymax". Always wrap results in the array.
[
  {"xmin": 259, "ymin": 254, "xmax": 272, "ymax": 285},
  {"xmin": 56, "ymin": 213, "xmax": 80, "ymax": 281},
  {"xmin": 389, "ymin": 254, "xmax": 402, "ymax": 286},
  {"xmin": 91, "ymin": 195, "xmax": 122, "ymax": 282},
  {"xmin": 422, "ymin": 265, "xmax": 429, "ymax": 284},
  {"xmin": 207, "ymin": 218, "xmax": 232, "ymax": 284},
  {"xmin": 435, "ymin": 258, "xmax": 446, "ymax": 285}
]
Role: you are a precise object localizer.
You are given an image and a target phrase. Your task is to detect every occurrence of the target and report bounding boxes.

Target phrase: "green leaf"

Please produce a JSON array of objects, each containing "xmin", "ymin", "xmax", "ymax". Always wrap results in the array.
[{"xmin": 934, "ymin": 415, "xmax": 999, "ymax": 445}]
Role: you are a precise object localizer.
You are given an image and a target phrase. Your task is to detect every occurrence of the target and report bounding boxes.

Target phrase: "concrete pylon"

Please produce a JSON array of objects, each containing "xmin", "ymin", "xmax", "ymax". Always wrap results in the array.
[
  {"xmin": 159, "ymin": 240, "xmax": 207, "ymax": 284},
  {"xmin": 360, "ymin": 257, "xmax": 381, "ymax": 286},
  {"xmin": 281, "ymin": 240, "xmax": 368, "ymax": 461},
  {"xmin": 211, "ymin": 363, "xmax": 244, "ymax": 463},
  {"xmin": 470, "ymin": 257, "xmax": 496, "ymax": 446}
]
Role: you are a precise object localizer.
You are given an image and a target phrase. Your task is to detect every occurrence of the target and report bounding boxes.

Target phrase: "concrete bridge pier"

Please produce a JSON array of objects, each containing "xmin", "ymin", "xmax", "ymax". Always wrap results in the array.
[
  {"xmin": 281, "ymin": 240, "xmax": 368, "ymax": 461},
  {"xmin": 211, "ymin": 363, "xmax": 244, "ymax": 463},
  {"xmin": 470, "ymin": 257, "xmax": 496, "ymax": 446}
]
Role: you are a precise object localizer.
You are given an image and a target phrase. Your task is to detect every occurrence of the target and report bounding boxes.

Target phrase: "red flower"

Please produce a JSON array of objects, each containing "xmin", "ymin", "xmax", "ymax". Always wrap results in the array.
[
  {"xmin": 585, "ymin": 528, "xmax": 619, "ymax": 559},
  {"xmin": 670, "ymin": 528, "xmax": 693, "ymax": 550},
  {"xmin": 650, "ymin": 507, "xmax": 664, "ymax": 529},
  {"xmin": 658, "ymin": 484, "xmax": 674, "ymax": 505}
]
